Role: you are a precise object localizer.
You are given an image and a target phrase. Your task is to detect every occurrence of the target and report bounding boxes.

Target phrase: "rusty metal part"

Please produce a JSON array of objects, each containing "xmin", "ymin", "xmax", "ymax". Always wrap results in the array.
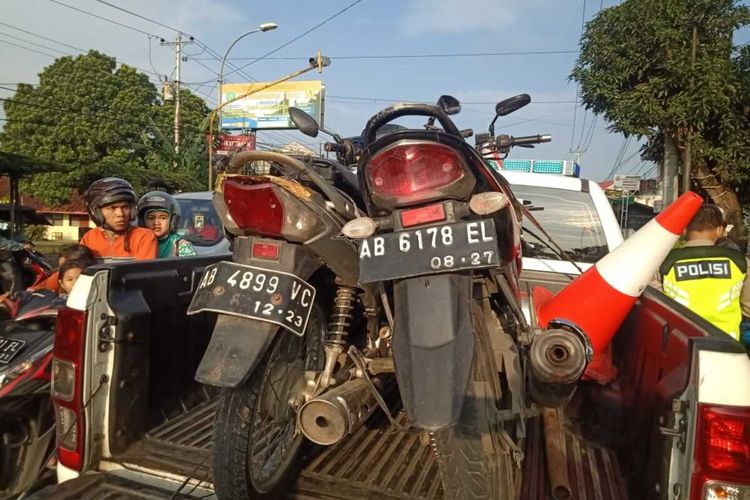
[
  {"xmin": 367, "ymin": 357, "xmax": 395, "ymax": 374},
  {"xmin": 542, "ymin": 408, "xmax": 573, "ymax": 500},
  {"xmin": 297, "ymin": 378, "xmax": 380, "ymax": 446},
  {"xmin": 528, "ymin": 327, "xmax": 589, "ymax": 407}
]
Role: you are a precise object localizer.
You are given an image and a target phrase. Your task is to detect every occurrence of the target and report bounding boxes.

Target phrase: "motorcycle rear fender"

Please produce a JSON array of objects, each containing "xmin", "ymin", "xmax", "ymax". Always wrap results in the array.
[
  {"xmin": 195, "ymin": 237, "xmax": 324, "ymax": 388},
  {"xmin": 392, "ymin": 272, "xmax": 474, "ymax": 430}
]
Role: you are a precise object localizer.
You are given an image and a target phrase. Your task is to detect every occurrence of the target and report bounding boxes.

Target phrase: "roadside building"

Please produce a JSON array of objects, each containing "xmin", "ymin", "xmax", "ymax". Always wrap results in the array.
[{"xmin": 0, "ymin": 177, "xmax": 94, "ymax": 241}]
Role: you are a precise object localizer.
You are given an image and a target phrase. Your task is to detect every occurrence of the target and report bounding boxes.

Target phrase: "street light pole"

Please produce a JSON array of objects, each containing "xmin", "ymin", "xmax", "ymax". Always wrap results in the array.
[{"xmin": 217, "ymin": 23, "xmax": 278, "ymax": 132}]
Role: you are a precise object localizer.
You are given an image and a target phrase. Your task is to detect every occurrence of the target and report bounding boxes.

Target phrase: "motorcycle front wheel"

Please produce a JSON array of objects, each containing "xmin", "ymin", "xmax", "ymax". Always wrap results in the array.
[{"xmin": 212, "ymin": 305, "xmax": 326, "ymax": 499}]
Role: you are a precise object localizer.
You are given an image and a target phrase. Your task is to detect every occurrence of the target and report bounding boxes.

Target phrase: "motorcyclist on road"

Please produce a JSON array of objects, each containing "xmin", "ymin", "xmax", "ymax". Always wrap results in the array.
[
  {"xmin": 80, "ymin": 177, "xmax": 157, "ymax": 261},
  {"xmin": 137, "ymin": 191, "xmax": 197, "ymax": 258}
]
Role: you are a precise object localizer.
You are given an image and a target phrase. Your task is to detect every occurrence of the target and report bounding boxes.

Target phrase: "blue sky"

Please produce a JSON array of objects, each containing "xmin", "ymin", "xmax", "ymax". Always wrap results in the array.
[{"xmin": 0, "ymin": 0, "xmax": 681, "ymax": 180}]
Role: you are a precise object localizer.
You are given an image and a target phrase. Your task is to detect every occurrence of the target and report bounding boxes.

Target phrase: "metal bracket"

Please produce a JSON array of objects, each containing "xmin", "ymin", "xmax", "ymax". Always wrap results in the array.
[{"xmin": 658, "ymin": 398, "xmax": 688, "ymax": 452}]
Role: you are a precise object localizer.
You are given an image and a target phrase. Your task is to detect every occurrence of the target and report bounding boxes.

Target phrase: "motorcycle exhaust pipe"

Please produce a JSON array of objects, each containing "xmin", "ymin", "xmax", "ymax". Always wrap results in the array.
[
  {"xmin": 528, "ymin": 323, "xmax": 591, "ymax": 408},
  {"xmin": 298, "ymin": 378, "xmax": 379, "ymax": 446}
]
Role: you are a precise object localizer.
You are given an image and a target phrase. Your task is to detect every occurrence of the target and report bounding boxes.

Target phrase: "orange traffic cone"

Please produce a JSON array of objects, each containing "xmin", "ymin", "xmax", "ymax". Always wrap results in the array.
[{"xmin": 536, "ymin": 192, "xmax": 703, "ymax": 356}]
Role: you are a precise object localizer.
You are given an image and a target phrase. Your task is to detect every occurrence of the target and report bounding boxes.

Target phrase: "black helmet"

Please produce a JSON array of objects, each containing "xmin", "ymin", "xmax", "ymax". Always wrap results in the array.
[
  {"xmin": 83, "ymin": 177, "xmax": 137, "ymax": 227},
  {"xmin": 137, "ymin": 191, "xmax": 181, "ymax": 233}
]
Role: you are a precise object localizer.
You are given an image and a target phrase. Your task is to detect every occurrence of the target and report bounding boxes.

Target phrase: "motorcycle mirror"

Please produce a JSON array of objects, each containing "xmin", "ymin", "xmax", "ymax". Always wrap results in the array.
[
  {"xmin": 495, "ymin": 94, "xmax": 531, "ymax": 116},
  {"xmin": 436, "ymin": 95, "xmax": 461, "ymax": 115},
  {"xmin": 289, "ymin": 107, "xmax": 319, "ymax": 138}
]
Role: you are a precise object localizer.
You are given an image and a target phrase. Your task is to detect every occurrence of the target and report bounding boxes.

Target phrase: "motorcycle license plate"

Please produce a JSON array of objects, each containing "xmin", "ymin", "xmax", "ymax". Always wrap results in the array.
[
  {"xmin": 187, "ymin": 262, "xmax": 316, "ymax": 337},
  {"xmin": 0, "ymin": 337, "xmax": 26, "ymax": 364},
  {"xmin": 358, "ymin": 219, "xmax": 500, "ymax": 283}
]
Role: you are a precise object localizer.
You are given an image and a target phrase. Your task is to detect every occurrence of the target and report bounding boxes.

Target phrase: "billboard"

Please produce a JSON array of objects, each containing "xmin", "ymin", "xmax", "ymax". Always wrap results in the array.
[
  {"xmin": 209, "ymin": 134, "xmax": 256, "ymax": 155},
  {"xmin": 220, "ymin": 80, "xmax": 325, "ymax": 131}
]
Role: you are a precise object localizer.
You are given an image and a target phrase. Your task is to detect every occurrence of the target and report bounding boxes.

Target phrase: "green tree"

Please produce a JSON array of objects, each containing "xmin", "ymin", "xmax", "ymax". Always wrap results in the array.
[
  {"xmin": 571, "ymin": 0, "xmax": 750, "ymax": 231},
  {"xmin": 0, "ymin": 51, "xmax": 209, "ymax": 204}
]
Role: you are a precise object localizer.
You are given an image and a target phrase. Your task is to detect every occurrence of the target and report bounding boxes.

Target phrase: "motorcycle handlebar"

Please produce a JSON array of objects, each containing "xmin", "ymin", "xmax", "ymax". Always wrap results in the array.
[
  {"xmin": 505, "ymin": 134, "xmax": 552, "ymax": 147},
  {"xmin": 324, "ymin": 142, "xmax": 345, "ymax": 153}
]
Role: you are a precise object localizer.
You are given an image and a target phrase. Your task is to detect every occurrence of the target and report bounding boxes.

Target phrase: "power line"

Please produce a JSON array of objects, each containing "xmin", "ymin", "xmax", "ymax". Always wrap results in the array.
[
  {"xmin": 46, "ymin": 0, "xmax": 163, "ymax": 38},
  {"xmin": 93, "ymin": 0, "xmax": 185, "ymax": 36},
  {"xmin": 327, "ymin": 94, "xmax": 577, "ymax": 105},
  {"xmin": 570, "ymin": 0, "xmax": 588, "ymax": 151},
  {"xmin": 0, "ymin": 92, "xmax": 205, "ymax": 135},
  {"xmin": 201, "ymin": 49, "xmax": 579, "ymax": 62},
  {"xmin": 0, "ymin": 38, "xmax": 58, "ymax": 58},
  {"xmin": 225, "ymin": 0, "xmax": 366, "ymax": 79},
  {"xmin": 0, "ymin": 22, "xmax": 87, "ymax": 53},
  {"xmin": 0, "ymin": 31, "xmax": 71, "ymax": 55},
  {"xmin": 89, "ymin": 0, "xmax": 258, "ymax": 87}
]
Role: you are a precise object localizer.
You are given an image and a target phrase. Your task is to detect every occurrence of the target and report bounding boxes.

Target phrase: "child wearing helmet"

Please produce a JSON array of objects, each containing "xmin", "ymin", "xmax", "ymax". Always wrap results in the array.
[
  {"xmin": 80, "ymin": 177, "xmax": 157, "ymax": 261},
  {"xmin": 137, "ymin": 191, "xmax": 197, "ymax": 258}
]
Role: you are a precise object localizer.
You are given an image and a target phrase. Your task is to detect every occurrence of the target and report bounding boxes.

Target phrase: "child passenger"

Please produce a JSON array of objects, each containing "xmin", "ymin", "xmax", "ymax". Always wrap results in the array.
[{"xmin": 137, "ymin": 191, "xmax": 197, "ymax": 258}]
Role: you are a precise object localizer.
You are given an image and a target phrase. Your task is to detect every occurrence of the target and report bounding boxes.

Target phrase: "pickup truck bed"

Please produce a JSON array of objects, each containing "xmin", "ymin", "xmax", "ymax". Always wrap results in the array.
[
  {"xmin": 35, "ymin": 396, "xmax": 627, "ymax": 500},
  {"xmin": 38, "ymin": 257, "xmax": 748, "ymax": 499}
]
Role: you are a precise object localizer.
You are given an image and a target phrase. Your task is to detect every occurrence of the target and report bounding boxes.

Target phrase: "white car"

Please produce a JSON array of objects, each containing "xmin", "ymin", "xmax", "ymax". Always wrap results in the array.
[{"xmin": 500, "ymin": 170, "xmax": 623, "ymax": 277}]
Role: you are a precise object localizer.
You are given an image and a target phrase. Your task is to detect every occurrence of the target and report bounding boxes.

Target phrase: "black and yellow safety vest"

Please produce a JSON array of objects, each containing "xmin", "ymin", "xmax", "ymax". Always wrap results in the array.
[{"xmin": 660, "ymin": 246, "xmax": 747, "ymax": 341}]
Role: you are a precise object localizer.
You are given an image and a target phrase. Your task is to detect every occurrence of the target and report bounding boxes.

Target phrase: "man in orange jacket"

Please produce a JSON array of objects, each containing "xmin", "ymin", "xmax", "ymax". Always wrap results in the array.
[
  {"xmin": 32, "ymin": 178, "xmax": 156, "ymax": 294},
  {"xmin": 80, "ymin": 177, "xmax": 157, "ymax": 261}
]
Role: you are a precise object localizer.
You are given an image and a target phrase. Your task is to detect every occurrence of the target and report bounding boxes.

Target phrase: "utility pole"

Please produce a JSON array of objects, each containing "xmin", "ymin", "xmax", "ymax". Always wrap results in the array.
[
  {"xmin": 663, "ymin": 133, "xmax": 679, "ymax": 207},
  {"xmin": 174, "ymin": 32, "xmax": 181, "ymax": 169},
  {"xmin": 162, "ymin": 34, "xmax": 194, "ymax": 169},
  {"xmin": 682, "ymin": 25, "xmax": 699, "ymax": 195}
]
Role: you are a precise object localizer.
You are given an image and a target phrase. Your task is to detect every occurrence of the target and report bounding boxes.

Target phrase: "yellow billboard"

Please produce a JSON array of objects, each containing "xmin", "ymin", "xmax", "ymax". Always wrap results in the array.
[{"xmin": 220, "ymin": 80, "xmax": 325, "ymax": 130}]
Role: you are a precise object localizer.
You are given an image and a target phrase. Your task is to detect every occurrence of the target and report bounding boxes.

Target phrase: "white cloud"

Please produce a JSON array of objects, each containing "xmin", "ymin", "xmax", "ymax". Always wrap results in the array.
[{"xmin": 399, "ymin": 0, "xmax": 523, "ymax": 36}]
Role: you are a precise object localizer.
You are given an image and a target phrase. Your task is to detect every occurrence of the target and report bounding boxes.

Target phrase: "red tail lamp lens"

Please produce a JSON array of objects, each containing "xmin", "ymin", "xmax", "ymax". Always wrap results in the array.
[
  {"xmin": 365, "ymin": 142, "xmax": 474, "ymax": 209},
  {"xmin": 223, "ymin": 182, "xmax": 283, "ymax": 237},
  {"xmin": 252, "ymin": 242, "xmax": 280, "ymax": 260},
  {"xmin": 690, "ymin": 403, "xmax": 750, "ymax": 499},
  {"xmin": 52, "ymin": 307, "xmax": 87, "ymax": 471},
  {"xmin": 400, "ymin": 203, "xmax": 446, "ymax": 228},
  {"xmin": 222, "ymin": 180, "xmax": 324, "ymax": 242},
  {"xmin": 702, "ymin": 404, "xmax": 750, "ymax": 473}
]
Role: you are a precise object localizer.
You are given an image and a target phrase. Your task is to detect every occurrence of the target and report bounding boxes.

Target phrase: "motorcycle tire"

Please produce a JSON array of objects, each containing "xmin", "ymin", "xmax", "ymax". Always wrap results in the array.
[
  {"xmin": 433, "ymin": 305, "xmax": 517, "ymax": 500},
  {"xmin": 212, "ymin": 305, "xmax": 326, "ymax": 500}
]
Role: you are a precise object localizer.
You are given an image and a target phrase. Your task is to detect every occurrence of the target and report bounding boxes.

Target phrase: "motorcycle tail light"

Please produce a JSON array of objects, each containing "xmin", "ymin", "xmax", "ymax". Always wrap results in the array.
[
  {"xmin": 222, "ymin": 181, "xmax": 324, "ymax": 242},
  {"xmin": 364, "ymin": 142, "xmax": 475, "ymax": 210},
  {"xmin": 251, "ymin": 241, "xmax": 280, "ymax": 260},
  {"xmin": 691, "ymin": 403, "xmax": 750, "ymax": 499},
  {"xmin": 52, "ymin": 307, "xmax": 87, "ymax": 471}
]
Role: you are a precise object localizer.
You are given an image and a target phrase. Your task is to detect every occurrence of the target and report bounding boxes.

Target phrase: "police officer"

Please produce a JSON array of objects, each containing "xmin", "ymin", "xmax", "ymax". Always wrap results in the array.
[{"xmin": 661, "ymin": 204, "xmax": 750, "ymax": 342}]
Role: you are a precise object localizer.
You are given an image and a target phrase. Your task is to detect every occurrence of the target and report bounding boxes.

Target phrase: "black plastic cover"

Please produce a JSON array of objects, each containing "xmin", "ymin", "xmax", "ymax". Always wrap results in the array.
[{"xmin": 392, "ymin": 272, "xmax": 474, "ymax": 430}]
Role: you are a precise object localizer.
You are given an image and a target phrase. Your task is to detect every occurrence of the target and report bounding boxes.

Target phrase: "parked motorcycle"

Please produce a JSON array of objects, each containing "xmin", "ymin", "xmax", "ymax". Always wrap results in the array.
[
  {"xmin": 188, "ymin": 149, "xmax": 374, "ymax": 498},
  {"xmin": 0, "ymin": 289, "xmax": 65, "ymax": 497},
  {"xmin": 290, "ymin": 95, "xmax": 573, "ymax": 499},
  {"xmin": 0, "ymin": 248, "xmax": 52, "ymax": 299}
]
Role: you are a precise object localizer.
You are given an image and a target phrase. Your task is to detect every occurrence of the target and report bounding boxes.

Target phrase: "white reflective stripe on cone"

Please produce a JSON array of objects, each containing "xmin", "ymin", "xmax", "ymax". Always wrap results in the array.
[{"xmin": 595, "ymin": 218, "xmax": 679, "ymax": 298}]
